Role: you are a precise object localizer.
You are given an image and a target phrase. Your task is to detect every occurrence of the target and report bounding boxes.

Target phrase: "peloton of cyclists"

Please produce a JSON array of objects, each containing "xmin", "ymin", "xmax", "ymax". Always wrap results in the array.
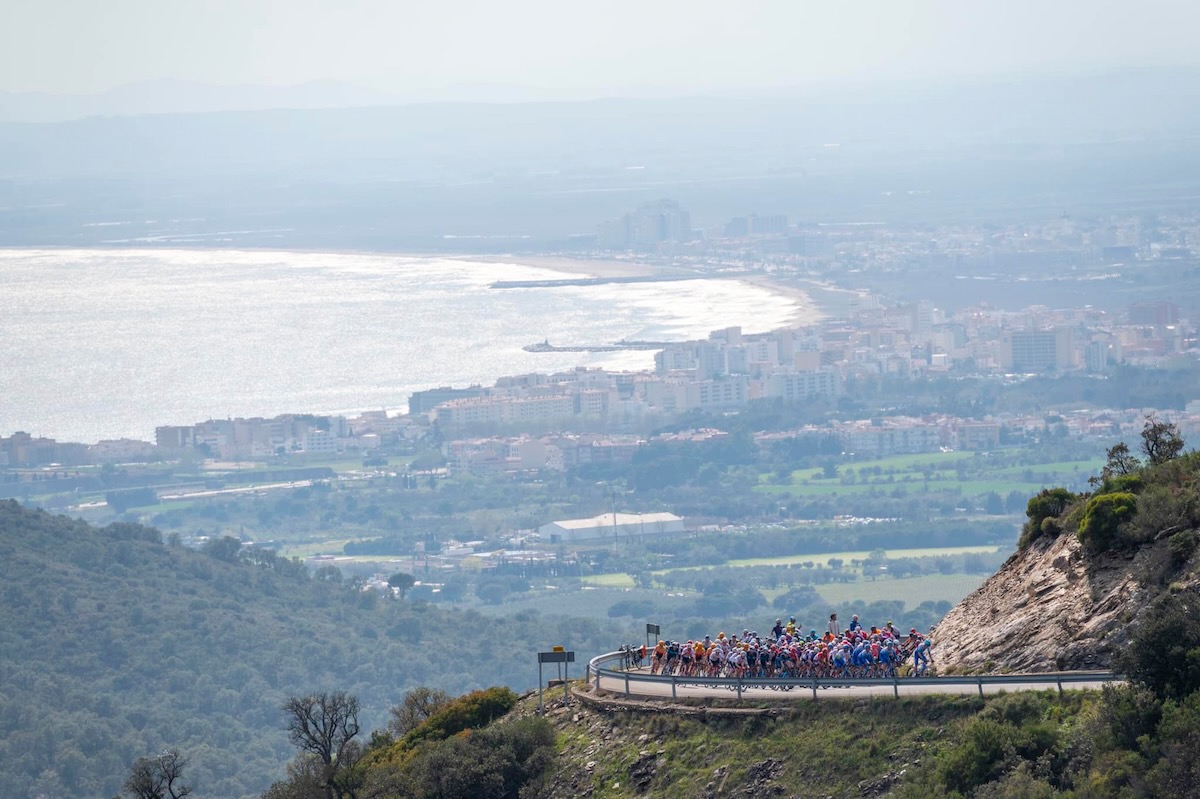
[{"xmin": 632, "ymin": 618, "xmax": 934, "ymax": 680}]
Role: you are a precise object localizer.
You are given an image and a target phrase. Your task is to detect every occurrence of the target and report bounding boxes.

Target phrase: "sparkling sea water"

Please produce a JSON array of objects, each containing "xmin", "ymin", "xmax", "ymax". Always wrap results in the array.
[{"xmin": 0, "ymin": 248, "xmax": 813, "ymax": 443}]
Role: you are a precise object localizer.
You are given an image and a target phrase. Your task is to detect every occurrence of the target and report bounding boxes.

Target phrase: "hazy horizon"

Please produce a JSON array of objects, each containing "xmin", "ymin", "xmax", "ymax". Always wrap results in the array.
[{"xmin": 4, "ymin": 1, "xmax": 1197, "ymax": 101}]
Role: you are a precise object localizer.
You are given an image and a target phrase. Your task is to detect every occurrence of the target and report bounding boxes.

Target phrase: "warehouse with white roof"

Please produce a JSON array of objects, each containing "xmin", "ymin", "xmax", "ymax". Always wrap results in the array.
[{"xmin": 538, "ymin": 512, "xmax": 685, "ymax": 544}]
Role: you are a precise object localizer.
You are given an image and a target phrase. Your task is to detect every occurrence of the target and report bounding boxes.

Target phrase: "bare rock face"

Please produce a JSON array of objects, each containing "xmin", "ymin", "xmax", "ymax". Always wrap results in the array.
[{"xmin": 934, "ymin": 531, "xmax": 1146, "ymax": 673}]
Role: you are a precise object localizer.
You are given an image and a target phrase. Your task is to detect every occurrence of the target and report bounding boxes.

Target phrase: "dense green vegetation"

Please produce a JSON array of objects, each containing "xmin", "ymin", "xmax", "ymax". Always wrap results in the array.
[
  {"xmin": 1018, "ymin": 417, "xmax": 1199, "ymax": 560},
  {"xmin": 0, "ymin": 501, "xmax": 617, "ymax": 799},
  {"xmin": 251, "ymin": 686, "xmax": 556, "ymax": 799},
  {"xmin": 14, "ymin": 414, "xmax": 1200, "ymax": 798}
]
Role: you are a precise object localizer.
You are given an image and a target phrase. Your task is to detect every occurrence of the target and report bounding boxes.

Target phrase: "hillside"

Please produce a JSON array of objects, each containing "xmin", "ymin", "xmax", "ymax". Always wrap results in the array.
[
  {"xmin": 501, "ymin": 424, "xmax": 1200, "ymax": 799},
  {"xmin": 519, "ymin": 683, "xmax": 1176, "ymax": 799},
  {"xmin": 934, "ymin": 431, "xmax": 1200, "ymax": 676},
  {"xmin": 933, "ymin": 530, "xmax": 1143, "ymax": 673},
  {"xmin": 0, "ymin": 501, "xmax": 617, "ymax": 799}
]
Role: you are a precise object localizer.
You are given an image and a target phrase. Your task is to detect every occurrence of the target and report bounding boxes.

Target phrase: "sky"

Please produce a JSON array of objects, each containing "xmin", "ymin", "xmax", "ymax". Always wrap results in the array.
[{"xmin": 2, "ymin": 0, "xmax": 1197, "ymax": 99}]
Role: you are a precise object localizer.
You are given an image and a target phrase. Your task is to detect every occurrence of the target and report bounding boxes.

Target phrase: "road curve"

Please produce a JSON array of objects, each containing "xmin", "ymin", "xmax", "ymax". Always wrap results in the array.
[
  {"xmin": 596, "ymin": 672, "xmax": 1114, "ymax": 700},
  {"xmin": 591, "ymin": 662, "xmax": 1117, "ymax": 702}
]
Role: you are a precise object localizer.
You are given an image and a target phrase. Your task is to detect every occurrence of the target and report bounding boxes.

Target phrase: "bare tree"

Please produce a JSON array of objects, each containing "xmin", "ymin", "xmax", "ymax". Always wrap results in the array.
[
  {"xmin": 283, "ymin": 692, "xmax": 362, "ymax": 799},
  {"xmin": 387, "ymin": 686, "xmax": 452, "ymax": 738},
  {"xmin": 123, "ymin": 750, "xmax": 192, "ymax": 799}
]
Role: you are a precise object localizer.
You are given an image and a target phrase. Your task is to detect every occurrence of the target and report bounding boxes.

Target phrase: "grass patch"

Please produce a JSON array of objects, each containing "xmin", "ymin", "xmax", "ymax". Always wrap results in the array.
[
  {"xmin": 541, "ymin": 691, "xmax": 1081, "ymax": 799},
  {"xmin": 581, "ymin": 573, "xmax": 637, "ymax": 588},
  {"xmin": 813, "ymin": 572, "xmax": 988, "ymax": 607},
  {"xmin": 654, "ymin": 545, "xmax": 1004, "ymax": 574},
  {"xmin": 471, "ymin": 585, "xmax": 697, "ymax": 621},
  {"xmin": 760, "ymin": 449, "xmax": 1102, "ymax": 500},
  {"xmin": 988, "ymin": 458, "xmax": 1104, "ymax": 477}
]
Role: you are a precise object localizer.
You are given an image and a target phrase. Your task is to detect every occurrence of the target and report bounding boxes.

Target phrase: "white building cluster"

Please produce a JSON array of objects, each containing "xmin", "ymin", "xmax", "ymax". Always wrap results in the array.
[{"xmin": 426, "ymin": 326, "xmax": 842, "ymax": 430}]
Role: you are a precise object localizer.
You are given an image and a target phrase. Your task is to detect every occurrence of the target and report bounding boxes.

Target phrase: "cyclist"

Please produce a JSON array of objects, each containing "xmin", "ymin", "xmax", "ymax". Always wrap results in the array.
[
  {"xmin": 913, "ymin": 638, "xmax": 934, "ymax": 676},
  {"xmin": 651, "ymin": 639, "xmax": 667, "ymax": 674},
  {"xmin": 680, "ymin": 640, "xmax": 695, "ymax": 675}
]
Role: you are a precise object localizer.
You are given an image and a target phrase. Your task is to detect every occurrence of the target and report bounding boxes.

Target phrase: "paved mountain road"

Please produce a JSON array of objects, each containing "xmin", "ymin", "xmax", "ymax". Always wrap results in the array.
[{"xmin": 594, "ymin": 667, "xmax": 1116, "ymax": 701}]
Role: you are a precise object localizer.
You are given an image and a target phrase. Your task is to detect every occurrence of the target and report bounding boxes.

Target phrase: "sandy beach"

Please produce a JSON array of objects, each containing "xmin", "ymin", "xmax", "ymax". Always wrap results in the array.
[
  {"xmin": 474, "ymin": 253, "xmax": 828, "ymax": 328},
  {"xmin": 471, "ymin": 253, "xmax": 664, "ymax": 279}
]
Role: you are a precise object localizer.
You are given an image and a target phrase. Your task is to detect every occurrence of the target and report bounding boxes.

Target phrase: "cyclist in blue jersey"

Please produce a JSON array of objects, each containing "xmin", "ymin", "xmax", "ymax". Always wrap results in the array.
[{"xmin": 913, "ymin": 638, "xmax": 934, "ymax": 676}]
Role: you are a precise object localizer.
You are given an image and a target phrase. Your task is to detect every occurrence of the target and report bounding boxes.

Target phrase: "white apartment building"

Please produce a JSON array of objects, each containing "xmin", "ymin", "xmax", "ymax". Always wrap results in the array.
[{"xmin": 763, "ymin": 369, "xmax": 840, "ymax": 402}]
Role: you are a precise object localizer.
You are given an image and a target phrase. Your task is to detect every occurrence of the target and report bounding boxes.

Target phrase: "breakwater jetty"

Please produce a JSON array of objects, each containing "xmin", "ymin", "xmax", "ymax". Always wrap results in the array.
[
  {"xmin": 523, "ymin": 339, "xmax": 678, "ymax": 353},
  {"xmin": 491, "ymin": 274, "xmax": 700, "ymax": 289}
]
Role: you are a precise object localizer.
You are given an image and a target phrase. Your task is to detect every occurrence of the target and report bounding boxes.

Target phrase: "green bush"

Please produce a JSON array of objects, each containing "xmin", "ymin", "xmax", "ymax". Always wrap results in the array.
[
  {"xmin": 972, "ymin": 764, "xmax": 1058, "ymax": 799},
  {"xmin": 1117, "ymin": 589, "xmax": 1200, "ymax": 700},
  {"xmin": 371, "ymin": 716, "xmax": 556, "ymax": 799},
  {"xmin": 1020, "ymin": 488, "xmax": 1077, "ymax": 549},
  {"xmin": 936, "ymin": 718, "xmax": 1021, "ymax": 794},
  {"xmin": 1128, "ymin": 484, "xmax": 1200, "ymax": 546},
  {"xmin": 1145, "ymin": 691, "xmax": 1200, "ymax": 799},
  {"xmin": 1097, "ymin": 472, "xmax": 1145, "ymax": 496},
  {"xmin": 1077, "ymin": 492, "xmax": 1137, "ymax": 553},
  {"xmin": 401, "ymin": 687, "xmax": 519, "ymax": 748},
  {"xmin": 1169, "ymin": 530, "xmax": 1198, "ymax": 564}
]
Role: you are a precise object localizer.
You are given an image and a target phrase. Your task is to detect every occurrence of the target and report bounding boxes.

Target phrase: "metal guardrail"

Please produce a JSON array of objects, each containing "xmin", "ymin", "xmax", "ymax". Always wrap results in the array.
[{"xmin": 586, "ymin": 651, "xmax": 1120, "ymax": 701}]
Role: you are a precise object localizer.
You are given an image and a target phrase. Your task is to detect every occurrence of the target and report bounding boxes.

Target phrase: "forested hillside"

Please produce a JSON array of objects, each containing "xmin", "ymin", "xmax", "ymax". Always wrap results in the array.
[{"xmin": 0, "ymin": 501, "xmax": 616, "ymax": 799}]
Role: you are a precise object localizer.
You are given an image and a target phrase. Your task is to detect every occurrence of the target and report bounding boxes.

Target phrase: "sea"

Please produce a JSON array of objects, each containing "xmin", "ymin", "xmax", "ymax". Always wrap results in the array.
[{"xmin": 0, "ymin": 248, "xmax": 814, "ymax": 444}]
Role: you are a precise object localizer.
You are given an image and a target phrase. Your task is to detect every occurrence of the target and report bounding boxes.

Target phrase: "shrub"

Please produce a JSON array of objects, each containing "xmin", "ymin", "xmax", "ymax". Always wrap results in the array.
[
  {"xmin": 1077, "ymin": 492, "xmax": 1137, "ymax": 553},
  {"xmin": 1169, "ymin": 530, "xmax": 1198, "ymax": 565},
  {"xmin": 1128, "ymin": 484, "xmax": 1199, "ymax": 546},
  {"xmin": 402, "ymin": 687, "xmax": 519, "ymax": 748},
  {"xmin": 936, "ymin": 717, "xmax": 1019, "ymax": 794},
  {"xmin": 374, "ymin": 716, "xmax": 556, "ymax": 799},
  {"xmin": 1100, "ymin": 472, "xmax": 1144, "ymax": 496},
  {"xmin": 1020, "ymin": 488, "xmax": 1077, "ymax": 549},
  {"xmin": 1117, "ymin": 588, "xmax": 1200, "ymax": 700},
  {"xmin": 972, "ymin": 764, "xmax": 1058, "ymax": 799}
]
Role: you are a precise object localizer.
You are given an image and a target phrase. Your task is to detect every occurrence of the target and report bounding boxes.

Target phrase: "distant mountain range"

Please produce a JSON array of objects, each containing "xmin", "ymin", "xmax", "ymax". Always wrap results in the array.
[
  {"xmin": 0, "ymin": 78, "xmax": 406, "ymax": 122},
  {"xmin": 0, "ymin": 77, "xmax": 697, "ymax": 123},
  {"xmin": 2, "ymin": 68, "xmax": 1199, "ymax": 251}
]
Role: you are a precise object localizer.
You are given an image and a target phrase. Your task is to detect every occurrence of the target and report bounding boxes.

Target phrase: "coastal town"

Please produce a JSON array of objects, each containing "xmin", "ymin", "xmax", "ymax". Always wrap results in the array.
[
  {"xmin": 3, "ymin": 283, "xmax": 1195, "ymax": 471},
  {"xmin": 2, "ymin": 202, "xmax": 1197, "ymax": 588}
]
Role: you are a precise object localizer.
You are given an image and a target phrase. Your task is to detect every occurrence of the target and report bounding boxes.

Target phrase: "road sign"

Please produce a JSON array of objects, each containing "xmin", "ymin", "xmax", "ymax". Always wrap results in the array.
[
  {"xmin": 537, "ymin": 650, "xmax": 576, "ymax": 711},
  {"xmin": 646, "ymin": 622, "xmax": 661, "ymax": 650}
]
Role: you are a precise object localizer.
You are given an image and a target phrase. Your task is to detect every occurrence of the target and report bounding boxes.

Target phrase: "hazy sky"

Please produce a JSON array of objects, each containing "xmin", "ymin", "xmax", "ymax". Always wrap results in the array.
[{"xmin": 3, "ymin": 0, "xmax": 1196, "ymax": 97}]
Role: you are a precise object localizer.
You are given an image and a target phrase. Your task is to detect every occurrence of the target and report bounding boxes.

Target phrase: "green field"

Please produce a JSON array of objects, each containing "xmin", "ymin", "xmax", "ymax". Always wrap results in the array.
[
  {"xmin": 758, "ymin": 449, "xmax": 1101, "ymax": 500},
  {"xmin": 812, "ymin": 572, "xmax": 987, "ymax": 607},
  {"xmin": 477, "ymin": 571, "xmax": 987, "ymax": 623},
  {"xmin": 988, "ymin": 459, "xmax": 1104, "ymax": 476},
  {"xmin": 653, "ymin": 544, "xmax": 1005, "ymax": 575},
  {"xmin": 755, "ymin": 479, "xmax": 1051, "ymax": 497},
  {"xmin": 580, "ymin": 573, "xmax": 637, "ymax": 588},
  {"xmin": 472, "ymin": 585, "xmax": 696, "ymax": 620}
]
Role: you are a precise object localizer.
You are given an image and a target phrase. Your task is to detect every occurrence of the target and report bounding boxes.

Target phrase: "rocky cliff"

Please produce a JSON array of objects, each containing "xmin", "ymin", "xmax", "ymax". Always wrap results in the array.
[{"xmin": 933, "ymin": 527, "xmax": 1191, "ymax": 674}]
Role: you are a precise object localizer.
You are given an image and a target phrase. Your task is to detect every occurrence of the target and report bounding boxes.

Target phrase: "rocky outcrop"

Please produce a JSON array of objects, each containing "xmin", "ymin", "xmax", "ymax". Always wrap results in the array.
[{"xmin": 934, "ymin": 531, "xmax": 1150, "ymax": 673}]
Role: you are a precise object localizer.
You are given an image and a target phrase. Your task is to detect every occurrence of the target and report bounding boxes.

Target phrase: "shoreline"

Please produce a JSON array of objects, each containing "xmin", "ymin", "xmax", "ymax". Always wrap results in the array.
[
  {"xmin": 473, "ymin": 254, "xmax": 830, "ymax": 328},
  {"xmin": 2, "ymin": 244, "xmax": 837, "ymax": 327},
  {"xmin": 1, "ymin": 248, "xmax": 836, "ymax": 443}
]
